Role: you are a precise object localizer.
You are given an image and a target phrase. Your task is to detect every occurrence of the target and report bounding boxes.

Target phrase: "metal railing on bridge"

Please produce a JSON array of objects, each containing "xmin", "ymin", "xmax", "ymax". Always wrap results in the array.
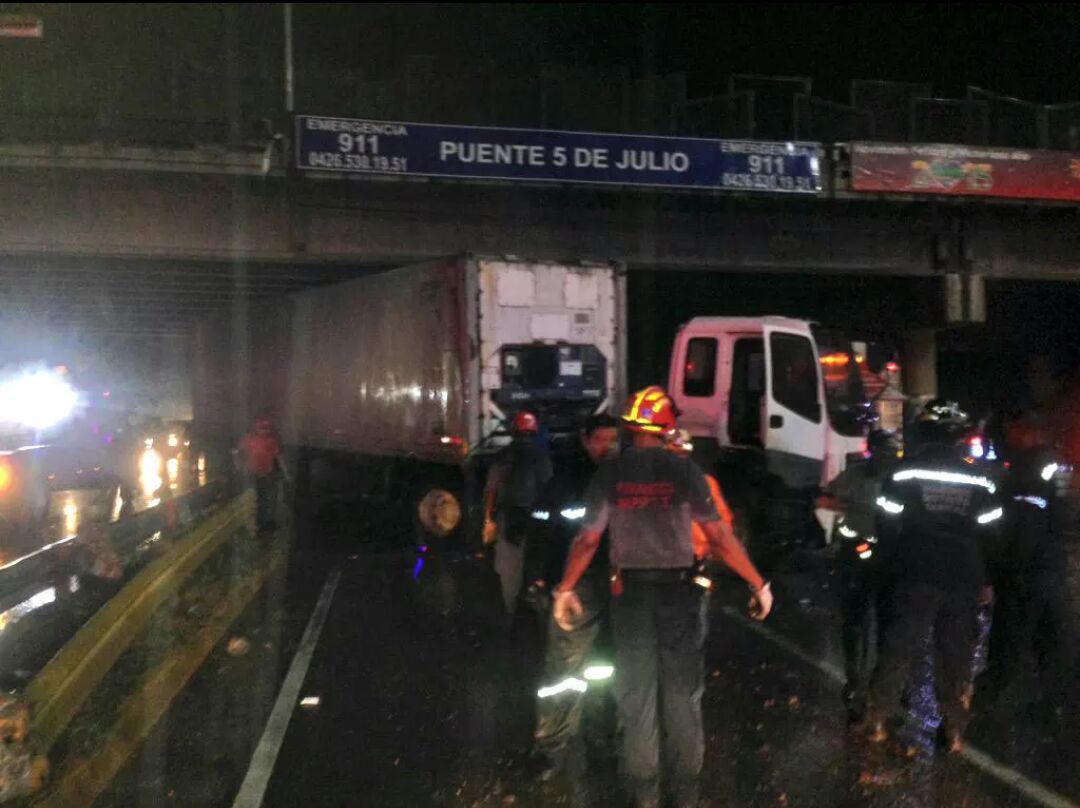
[{"xmin": 2, "ymin": 62, "xmax": 1079, "ymax": 156}]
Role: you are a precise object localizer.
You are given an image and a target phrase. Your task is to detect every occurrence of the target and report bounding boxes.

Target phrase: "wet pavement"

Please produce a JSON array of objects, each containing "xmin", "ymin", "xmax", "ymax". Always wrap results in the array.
[{"xmin": 87, "ymin": 506, "xmax": 1078, "ymax": 808}]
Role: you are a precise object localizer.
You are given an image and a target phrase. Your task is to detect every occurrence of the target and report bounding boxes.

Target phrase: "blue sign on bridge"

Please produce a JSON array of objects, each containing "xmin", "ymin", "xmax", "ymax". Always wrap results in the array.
[{"xmin": 295, "ymin": 115, "xmax": 821, "ymax": 194}]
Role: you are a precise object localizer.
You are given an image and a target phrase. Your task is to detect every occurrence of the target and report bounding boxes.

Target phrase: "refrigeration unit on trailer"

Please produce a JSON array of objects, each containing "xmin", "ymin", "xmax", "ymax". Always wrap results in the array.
[{"xmin": 193, "ymin": 254, "xmax": 626, "ymax": 546}]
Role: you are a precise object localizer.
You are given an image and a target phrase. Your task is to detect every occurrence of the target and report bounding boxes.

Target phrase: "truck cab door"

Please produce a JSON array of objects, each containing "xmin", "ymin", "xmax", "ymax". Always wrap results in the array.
[
  {"xmin": 763, "ymin": 322, "xmax": 827, "ymax": 489},
  {"xmin": 670, "ymin": 332, "xmax": 722, "ymax": 439}
]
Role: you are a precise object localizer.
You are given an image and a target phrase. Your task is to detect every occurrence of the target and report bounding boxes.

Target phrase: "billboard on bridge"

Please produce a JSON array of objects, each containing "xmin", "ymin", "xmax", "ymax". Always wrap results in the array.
[
  {"xmin": 850, "ymin": 141, "xmax": 1080, "ymax": 202},
  {"xmin": 295, "ymin": 115, "xmax": 822, "ymax": 194}
]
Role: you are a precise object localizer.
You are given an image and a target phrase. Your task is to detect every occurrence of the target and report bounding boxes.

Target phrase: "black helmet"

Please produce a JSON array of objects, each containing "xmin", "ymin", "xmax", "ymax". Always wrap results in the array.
[
  {"xmin": 867, "ymin": 429, "xmax": 901, "ymax": 458},
  {"xmin": 916, "ymin": 398, "xmax": 971, "ymax": 446}
]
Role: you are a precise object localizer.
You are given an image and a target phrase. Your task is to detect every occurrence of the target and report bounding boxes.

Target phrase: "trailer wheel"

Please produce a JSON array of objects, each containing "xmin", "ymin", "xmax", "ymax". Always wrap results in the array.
[{"xmin": 414, "ymin": 487, "xmax": 462, "ymax": 542}]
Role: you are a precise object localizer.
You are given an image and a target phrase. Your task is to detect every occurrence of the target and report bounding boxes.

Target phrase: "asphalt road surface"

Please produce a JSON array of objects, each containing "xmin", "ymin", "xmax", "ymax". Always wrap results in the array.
[{"xmin": 94, "ymin": 507, "xmax": 1079, "ymax": 808}]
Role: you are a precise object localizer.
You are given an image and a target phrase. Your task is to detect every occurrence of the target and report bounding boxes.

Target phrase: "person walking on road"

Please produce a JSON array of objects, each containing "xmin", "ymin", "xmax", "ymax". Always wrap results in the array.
[
  {"xmin": 863, "ymin": 401, "xmax": 1005, "ymax": 753},
  {"xmin": 816, "ymin": 429, "xmax": 901, "ymax": 720},
  {"xmin": 483, "ymin": 410, "xmax": 554, "ymax": 621},
  {"xmin": 528, "ymin": 413, "xmax": 619, "ymax": 806},
  {"xmin": 553, "ymin": 386, "xmax": 772, "ymax": 808},
  {"xmin": 981, "ymin": 422, "xmax": 1075, "ymax": 732},
  {"xmin": 239, "ymin": 415, "xmax": 288, "ymax": 533}
]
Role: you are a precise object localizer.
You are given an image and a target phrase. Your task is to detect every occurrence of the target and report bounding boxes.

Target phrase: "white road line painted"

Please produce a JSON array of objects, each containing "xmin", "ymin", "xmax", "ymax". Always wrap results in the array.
[
  {"xmin": 959, "ymin": 746, "xmax": 1079, "ymax": 808},
  {"xmin": 719, "ymin": 606, "xmax": 845, "ymax": 684},
  {"xmin": 719, "ymin": 606, "xmax": 1079, "ymax": 808},
  {"xmin": 232, "ymin": 568, "xmax": 342, "ymax": 808}
]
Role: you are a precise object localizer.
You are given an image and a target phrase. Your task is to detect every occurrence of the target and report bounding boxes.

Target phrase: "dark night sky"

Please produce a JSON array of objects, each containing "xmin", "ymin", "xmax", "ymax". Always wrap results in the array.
[
  {"xmin": 2, "ymin": 4, "xmax": 1078, "ymax": 109},
  {"xmin": 293, "ymin": 3, "xmax": 1080, "ymax": 103}
]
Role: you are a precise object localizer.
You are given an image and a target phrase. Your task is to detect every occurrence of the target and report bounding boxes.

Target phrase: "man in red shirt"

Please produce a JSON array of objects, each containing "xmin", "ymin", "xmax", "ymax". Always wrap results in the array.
[{"xmin": 240, "ymin": 416, "xmax": 285, "ymax": 532}]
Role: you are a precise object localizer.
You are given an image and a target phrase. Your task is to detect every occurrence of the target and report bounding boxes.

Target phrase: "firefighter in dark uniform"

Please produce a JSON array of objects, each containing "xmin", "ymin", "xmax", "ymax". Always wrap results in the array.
[
  {"xmin": 554, "ymin": 387, "xmax": 772, "ymax": 808},
  {"xmin": 483, "ymin": 410, "xmax": 553, "ymax": 620},
  {"xmin": 864, "ymin": 401, "xmax": 1005, "ymax": 752},
  {"xmin": 527, "ymin": 414, "xmax": 619, "ymax": 806},
  {"xmin": 816, "ymin": 429, "xmax": 902, "ymax": 720},
  {"xmin": 981, "ymin": 422, "xmax": 1075, "ymax": 730}
]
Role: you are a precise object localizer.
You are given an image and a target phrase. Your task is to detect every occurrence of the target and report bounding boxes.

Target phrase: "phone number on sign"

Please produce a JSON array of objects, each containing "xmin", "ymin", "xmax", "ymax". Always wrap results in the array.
[
  {"xmin": 305, "ymin": 152, "xmax": 408, "ymax": 172},
  {"xmin": 721, "ymin": 173, "xmax": 815, "ymax": 191}
]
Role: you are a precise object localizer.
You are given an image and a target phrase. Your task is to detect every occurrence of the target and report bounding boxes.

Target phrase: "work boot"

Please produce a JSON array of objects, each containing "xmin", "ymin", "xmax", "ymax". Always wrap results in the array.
[
  {"xmin": 868, "ymin": 722, "xmax": 888, "ymax": 743},
  {"xmin": 672, "ymin": 779, "xmax": 700, "ymax": 808},
  {"xmin": 842, "ymin": 683, "xmax": 867, "ymax": 723},
  {"xmin": 938, "ymin": 718, "xmax": 965, "ymax": 754},
  {"xmin": 566, "ymin": 778, "xmax": 591, "ymax": 808},
  {"xmin": 627, "ymin": 779, "xmax": 661, "ymax": 808},
  {"xmin": 938, "ymin": 727, "xmax": 963, "ymax": 754}
]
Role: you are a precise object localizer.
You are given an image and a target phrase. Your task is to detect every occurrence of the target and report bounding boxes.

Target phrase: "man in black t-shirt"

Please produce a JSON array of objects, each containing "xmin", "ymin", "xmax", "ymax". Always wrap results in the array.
[
  {"xmin": 483, "ymin": 410, "xmax": 553, "ymax": 619},
  {"xmin": 529, "ymin": 414, "xmax": 618, "ymax": 806}
]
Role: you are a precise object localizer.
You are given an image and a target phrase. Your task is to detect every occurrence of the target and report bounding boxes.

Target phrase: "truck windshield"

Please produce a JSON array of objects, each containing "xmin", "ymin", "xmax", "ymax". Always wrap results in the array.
[{"xmin": 812, "ymin": 327, "xmax": 870, "ymax": 437}]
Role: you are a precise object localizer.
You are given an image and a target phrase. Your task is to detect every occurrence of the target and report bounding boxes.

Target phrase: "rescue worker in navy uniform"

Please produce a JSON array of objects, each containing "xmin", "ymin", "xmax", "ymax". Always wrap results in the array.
[
  {"xmin": 864, "ymin": 400, "xmax": 1005, "ymax": 752},
  {"xmin": 483, "ymin": 410, "xmax": 554, "ymax": 621},
  {"xmin": 527, "ymin": 414, "xmax": 620, "ymax": 806},
  {"xmin": 816, "ymin": 429, "xmax": 902, "ymax": 720},
  {"xmin": 554, "ymin": 387, "xmax": 773, "ymax": 808},
  {"xmin": 980, "ymin": 421, "xmax": 1075, "ymax": 730}
]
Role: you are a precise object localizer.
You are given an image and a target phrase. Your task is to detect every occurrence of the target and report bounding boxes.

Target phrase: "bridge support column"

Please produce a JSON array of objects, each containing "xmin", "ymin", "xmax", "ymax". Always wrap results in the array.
[{"xmin": 902, "ymin": 327, "xmax": 938, "ymax": 400}]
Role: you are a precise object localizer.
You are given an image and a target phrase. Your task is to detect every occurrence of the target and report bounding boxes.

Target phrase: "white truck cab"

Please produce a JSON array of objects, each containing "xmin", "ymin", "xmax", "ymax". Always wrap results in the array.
[{"xmin": 668, "ymin": 316, "xmax": 871, "ymax": 548}]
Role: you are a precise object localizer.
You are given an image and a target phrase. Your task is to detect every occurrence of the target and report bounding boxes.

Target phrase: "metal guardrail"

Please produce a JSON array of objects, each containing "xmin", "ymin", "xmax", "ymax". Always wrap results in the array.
[
  {"xmin": 26, "ymin": 489, "xmax": 253, "ymax": 752},
  {"xmin": 0, "ymin": 479, "xmax": 228, "ymax": 606},
  {"xmin": 0, "ymin": 478, "xmax": 237, "ymax": 690}
]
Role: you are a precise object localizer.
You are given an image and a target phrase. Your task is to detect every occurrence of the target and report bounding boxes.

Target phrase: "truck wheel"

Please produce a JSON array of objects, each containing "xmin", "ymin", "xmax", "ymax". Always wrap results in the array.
[{"xmin": 413, "ymin": 486, "xmax": 462, "ymax": 544}]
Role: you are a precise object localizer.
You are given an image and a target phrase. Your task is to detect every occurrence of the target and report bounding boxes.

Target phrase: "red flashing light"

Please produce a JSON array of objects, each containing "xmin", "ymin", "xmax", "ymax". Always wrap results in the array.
[
  {"xmin": 820, "ymin": 353, "xmax": 850, "ymax": 366},
  {"xmin": 885, "ymin": 361, "xmax": 900, "ymax": 373}
]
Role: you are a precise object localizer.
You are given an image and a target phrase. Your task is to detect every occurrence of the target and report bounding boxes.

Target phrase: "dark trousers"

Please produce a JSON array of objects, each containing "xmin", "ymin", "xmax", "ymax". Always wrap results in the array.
[
  {"xmin": 612, "ymin": 575, "xmax": 709, "ymax": 806},
  {"xmin": 494, "ymin": 507, "xmax": 531, "ymax": 616},
  {"xmin": 839, "ymin": 561, "xmax": 896, "ymax": 692},
  {"xmin": 869, "ymin": 583, "xmax": 980, "ymax": 735},
  {"xmin": 254, "ymin": 473, "xmax": 278, "ymax": 531},
  {"xmin": 986, "ymin": 571, "xmax": 1074, "ymax": 708},
  {"xmin": 535, "ymin": 576, "xmax": 606, "ymax": 775}
]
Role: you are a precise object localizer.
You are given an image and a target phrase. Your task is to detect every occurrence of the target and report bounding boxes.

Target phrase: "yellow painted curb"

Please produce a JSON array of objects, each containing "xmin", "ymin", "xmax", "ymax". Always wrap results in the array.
[
  {"xmin": 35, "ymin": 545, "xmax": 286, "ymax": 808},
  {"xmin": 27, "ymin": 491, "xmax": 253, "ymax": 751}
]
